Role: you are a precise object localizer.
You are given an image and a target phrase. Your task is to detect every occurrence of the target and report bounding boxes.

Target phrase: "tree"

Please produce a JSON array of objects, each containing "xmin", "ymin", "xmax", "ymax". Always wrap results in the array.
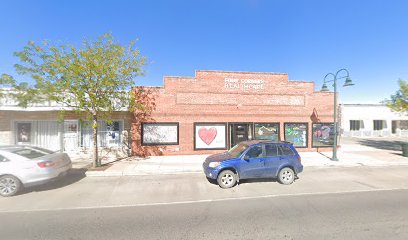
[
  {"xmin": 1, "ymin": 74, "xmax": 41, "ymax": 107},
  {"xmin": 386, "ymin": 79, "xmax": 408, "ymax": 113},
  {"xmin": 2, "ymin": 33, "xmax": 147, "ymax": 167},
  {"xmin": 0, "ymin": 74, "xmax": 15, "ymax": 99}
]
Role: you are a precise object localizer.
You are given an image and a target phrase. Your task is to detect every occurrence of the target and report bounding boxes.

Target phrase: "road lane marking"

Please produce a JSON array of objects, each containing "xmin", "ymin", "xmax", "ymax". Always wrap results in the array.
[{"xmin": 1, "ymin": 187, "xmax": 408, "ymax": 214}]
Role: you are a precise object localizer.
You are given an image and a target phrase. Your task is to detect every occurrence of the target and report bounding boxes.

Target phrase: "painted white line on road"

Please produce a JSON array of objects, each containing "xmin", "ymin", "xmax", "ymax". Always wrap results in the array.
[{"xmin": 1, "ymin": 187, "xmax": 408, "ymax": 214}]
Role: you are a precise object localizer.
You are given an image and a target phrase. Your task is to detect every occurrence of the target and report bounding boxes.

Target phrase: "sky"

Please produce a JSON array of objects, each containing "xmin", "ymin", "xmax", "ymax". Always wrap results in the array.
[{"xmin": 1, "ymin": 0, "xmax": 408, "ymax": 104}]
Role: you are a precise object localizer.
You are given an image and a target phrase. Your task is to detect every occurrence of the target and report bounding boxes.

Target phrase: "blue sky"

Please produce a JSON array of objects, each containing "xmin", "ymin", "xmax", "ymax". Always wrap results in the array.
[{"xmin": 1, "ymin": 0, "xmax": 408, "ymax": 103}]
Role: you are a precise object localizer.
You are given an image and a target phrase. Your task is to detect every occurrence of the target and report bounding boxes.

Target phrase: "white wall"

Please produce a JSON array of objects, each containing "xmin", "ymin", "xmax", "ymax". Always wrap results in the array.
[{"xmin": 340, "ymin": 104, "xmax": 408, "ymax": 137}]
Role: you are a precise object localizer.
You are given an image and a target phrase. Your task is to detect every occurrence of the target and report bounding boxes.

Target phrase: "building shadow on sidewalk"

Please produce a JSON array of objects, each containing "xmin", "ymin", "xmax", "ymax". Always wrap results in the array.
[
  {"xmin": 355, "ymin": 139, "xmax": 403, "ymax": 151},
  {"xmin": 19, "ymin": 168, "xmax": 87, "ymax": 195}
]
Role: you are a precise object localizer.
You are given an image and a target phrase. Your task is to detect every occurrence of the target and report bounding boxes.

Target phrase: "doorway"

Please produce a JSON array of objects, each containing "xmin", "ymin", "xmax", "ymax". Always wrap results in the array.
[
  {"xmin": 229, "ymin": 123, "xmax": 253, "ymax": 148},
  {"xmin": 392, "ymin": 120, "xmax": 397, "ymax": 134}
]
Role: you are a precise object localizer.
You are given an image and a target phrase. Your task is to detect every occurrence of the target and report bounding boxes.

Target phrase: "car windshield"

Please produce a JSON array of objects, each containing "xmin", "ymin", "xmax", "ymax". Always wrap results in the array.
[{"xmin": 228, "ymin": 143, "xmax": 249, "ymax": 158}]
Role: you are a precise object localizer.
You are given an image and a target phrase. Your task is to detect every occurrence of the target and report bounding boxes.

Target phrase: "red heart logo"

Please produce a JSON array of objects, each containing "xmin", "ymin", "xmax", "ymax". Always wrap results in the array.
[{"xmin": 198, "ymin": 127, "xmax": 218, "ymax": 145}]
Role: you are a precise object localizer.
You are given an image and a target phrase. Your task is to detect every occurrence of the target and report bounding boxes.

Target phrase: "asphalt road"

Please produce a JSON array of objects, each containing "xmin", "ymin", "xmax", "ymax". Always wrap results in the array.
[
  {"xmin": 1, "ymin": 189, "xmax": 408, "ymax": 240},
  {"xmin": 1, "ymin": 166, "xmax": 408, "ymax": 239}
]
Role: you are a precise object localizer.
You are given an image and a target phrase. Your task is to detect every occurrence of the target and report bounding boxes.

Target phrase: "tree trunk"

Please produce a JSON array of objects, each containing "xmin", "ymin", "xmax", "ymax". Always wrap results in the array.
[{"xmin": 92, "ymin": 115, "xmax": 99, "ymax": 168}]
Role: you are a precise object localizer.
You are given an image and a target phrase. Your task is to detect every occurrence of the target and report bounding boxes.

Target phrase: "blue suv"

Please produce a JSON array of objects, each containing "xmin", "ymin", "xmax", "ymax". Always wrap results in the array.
[{"xmin": 203, "ymin": 140, "xmax": 303, "ymax": 188}]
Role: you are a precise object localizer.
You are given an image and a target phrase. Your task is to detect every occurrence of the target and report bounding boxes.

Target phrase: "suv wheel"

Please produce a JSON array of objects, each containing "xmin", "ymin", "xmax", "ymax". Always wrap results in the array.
[
  {"xmin": 0, "ymin": 175, "xmax": 22, "ymax": 197},
  {"xmin": 278, "ymin": 167, "xmax": 295, "ymax": 185},
  {"xmin": 217, "ymin": 170, "xmax": 237, "ymax": 189}
]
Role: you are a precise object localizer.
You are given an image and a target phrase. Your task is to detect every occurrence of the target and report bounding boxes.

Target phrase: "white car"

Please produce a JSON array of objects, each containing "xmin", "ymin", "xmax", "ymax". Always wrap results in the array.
[{"xmin": 0, "ymin": 146, "xmax": 72, "ymax": 197}]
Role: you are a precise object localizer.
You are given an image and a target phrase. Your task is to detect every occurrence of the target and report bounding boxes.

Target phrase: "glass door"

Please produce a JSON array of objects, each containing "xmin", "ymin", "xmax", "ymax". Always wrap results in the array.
[{"xmin": 229, "ymin": 123, "xmax": 253, "ymax": 148}]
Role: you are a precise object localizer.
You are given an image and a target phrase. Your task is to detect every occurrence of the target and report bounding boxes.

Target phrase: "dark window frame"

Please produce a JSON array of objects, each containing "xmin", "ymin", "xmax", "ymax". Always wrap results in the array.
[
  {"xmin": 312, "ymin": 122, "xmax": 335, "ymax": 148},
  {"xmin": 253, "ymin": 122, "xmax": 280, "ymax": 141},
  {"xmin": 283, "ymin": 122, "xmax": 309, "ymax": 148},
  {"xmin": 373, "ymin": 120, "xmax": 385, "ymax": 131},
  {"xmin": 141, "ymin": 122, "xmax": 179, "ymax": 146},
  {"xmin": 350, "ymin": 120, "xmax": 362, "ymax": 131}
]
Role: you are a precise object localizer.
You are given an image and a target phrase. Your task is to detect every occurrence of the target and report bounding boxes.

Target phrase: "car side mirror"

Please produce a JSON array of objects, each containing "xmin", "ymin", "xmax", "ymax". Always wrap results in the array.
[{"xmin": 242, "ymin": 155, "xmax": 250, "ymax": 161}]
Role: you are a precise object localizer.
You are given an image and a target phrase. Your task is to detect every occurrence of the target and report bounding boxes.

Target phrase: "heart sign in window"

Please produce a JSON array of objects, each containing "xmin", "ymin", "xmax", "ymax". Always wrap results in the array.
[{"xmin": 198, "ymin": 127, "xmax": 218, "ymax": 145}]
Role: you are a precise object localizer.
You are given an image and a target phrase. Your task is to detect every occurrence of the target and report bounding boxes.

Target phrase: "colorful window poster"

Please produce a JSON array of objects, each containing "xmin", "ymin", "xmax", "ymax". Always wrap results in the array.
[
  {"xmin": 194, "ymin": 123, "xmax": 227, "ymax": 150},
  {"xmin": 254, "ymin": 123, "xmax": 280, "ymax": 141},
  {"xmin": 142, "ymin": 123, "xmax": 179, "ymax": 145},
  {"xmin": 284, "ymin": 123, "xmax": 308, "ymax": 148},
  {"xmin": 312, "ymin": 123, "xmax": 335, "ymax": 147},
  {"xmin": 17, "ymin": 123, "xmax": 31, "ymax": 143}
]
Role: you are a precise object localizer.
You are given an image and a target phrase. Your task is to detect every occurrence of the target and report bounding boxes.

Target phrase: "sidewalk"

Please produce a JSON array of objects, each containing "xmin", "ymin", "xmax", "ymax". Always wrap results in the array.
[{"xmin": 72, "ymin": 143, "xmax": 408, "ymax": 177}]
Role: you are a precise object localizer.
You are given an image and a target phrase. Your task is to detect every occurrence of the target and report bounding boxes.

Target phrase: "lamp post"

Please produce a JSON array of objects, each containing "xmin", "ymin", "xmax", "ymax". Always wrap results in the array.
[{"xmin": 321, "ymin": 69, "xmax": 354, "ymax": 161}]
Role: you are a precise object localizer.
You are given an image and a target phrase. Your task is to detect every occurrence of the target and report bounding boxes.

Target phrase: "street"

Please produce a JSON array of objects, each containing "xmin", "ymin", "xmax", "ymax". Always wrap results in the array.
[{"xmin": 1, "ymin": 166, "xmax": 408, "ymax": 239}]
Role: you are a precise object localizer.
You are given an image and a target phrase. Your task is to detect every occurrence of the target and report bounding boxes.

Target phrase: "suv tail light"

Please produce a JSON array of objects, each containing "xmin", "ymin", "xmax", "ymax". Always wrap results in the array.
[
  {"xmin": 37, "ymin": 161, "xmax": 55, "ymax": 168},
  {"xmin": 298, "ymin": 156, "xmax": 302, "ymax": 163}
]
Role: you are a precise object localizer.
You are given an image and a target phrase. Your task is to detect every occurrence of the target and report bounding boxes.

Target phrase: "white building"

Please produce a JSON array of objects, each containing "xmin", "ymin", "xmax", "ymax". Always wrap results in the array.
[
  {"xmin": 340, "ymin": 104, "xmax": 408, "ymax": 137},
  {"xmin": 0, "ymin": 92, "xmax": 132, "ymax": 155}
]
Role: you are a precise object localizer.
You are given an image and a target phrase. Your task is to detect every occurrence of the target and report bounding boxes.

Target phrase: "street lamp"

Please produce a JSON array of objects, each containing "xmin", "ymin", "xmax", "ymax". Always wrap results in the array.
[{"xmin": 321, "ymin": 68, "xmax": 354, "ymax": 161}]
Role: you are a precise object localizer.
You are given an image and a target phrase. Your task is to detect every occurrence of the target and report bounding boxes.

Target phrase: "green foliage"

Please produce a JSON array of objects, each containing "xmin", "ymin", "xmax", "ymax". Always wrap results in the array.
[
  {"xmin": 386, "ymin": 79, "xmax": 408, "ymax": 113},
  {"xmin": 11, "ymin": 33, "xmax": 146, "ymax": 120},
  {"xmin": 0, "ymin": 74, "xmax": 15, "ymax": 98},
  {"xmin": 2, "ymin": 33, "xmax": 147, "ymax": 167},
  {"xmin": 0, "ymin": 74, "xmax": 38, "ymax": 107}
]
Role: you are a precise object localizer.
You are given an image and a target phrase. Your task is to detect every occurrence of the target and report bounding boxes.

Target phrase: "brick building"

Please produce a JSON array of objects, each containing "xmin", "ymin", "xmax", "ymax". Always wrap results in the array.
[{"xmin": 132, "ymin": 70, "xmax": 335, "ymax": 156}]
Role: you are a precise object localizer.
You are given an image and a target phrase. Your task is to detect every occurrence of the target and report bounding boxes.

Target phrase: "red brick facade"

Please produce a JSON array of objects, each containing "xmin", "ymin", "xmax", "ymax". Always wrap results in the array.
[{"xmin": 131, "ymin": 70, "xmax": 334, "ymax": 156}]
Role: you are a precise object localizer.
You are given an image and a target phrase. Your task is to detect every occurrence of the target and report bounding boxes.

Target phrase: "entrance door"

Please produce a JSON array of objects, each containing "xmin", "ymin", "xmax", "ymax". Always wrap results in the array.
[
  {"xmin": 230, "ymin": 123, "xmax": 252, "ymax": 148},
  {"xmin": 392, "ymin": 120, "xmax": 397, "ymax": 134},
  {"xmin": 64, "ymin": 121, "xmax": 79, "ymax": 152}
]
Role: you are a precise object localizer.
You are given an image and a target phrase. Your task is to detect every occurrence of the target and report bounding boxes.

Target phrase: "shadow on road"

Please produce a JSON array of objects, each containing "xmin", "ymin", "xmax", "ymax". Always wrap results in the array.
[
  {"xmin": 206, "ymin": 176, "xmax": 283, "ymax": 187},
  {"xmin": 239, "ymin": 178, "xmax": 278, "ymax": 185},
  {"xmin": 19, "ymin": 168, "xmax": 87, "ymax": 195},
  {"xmin": 355, "ymin": 139, "xmax": 403, "ymax": 151}
]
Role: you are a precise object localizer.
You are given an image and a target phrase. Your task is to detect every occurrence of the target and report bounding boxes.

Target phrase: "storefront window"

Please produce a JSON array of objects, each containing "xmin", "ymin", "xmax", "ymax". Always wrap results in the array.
[
  {"xmin": 142, "ymin": 122, "xmax": 179, "ymax": 145},
  {"xmin": 16, "ymin": 122, "xmax": 32, "ymax": 143},
  {"xmin": 284, "ymin": 123, "xmax": 308, "ymax": 148},
  {"xmin": 194, "ymin": 123, "xmax": 227, "ymax": 150},
  {"xmin": 400, "ymin": 120, "xmax": 408, "ymax": 130},
  {"xmin": 373, "ymin": 120, "xmax": 386, "ymax": 131},
  {"xmin": 254, "ymin": 123, "xmax": 279, "ymax": 141},
  {"xmin": 312, "ymin": 123, "xmax": 334, "ymax": 147},
  {"xmin": 81, "ymin": 120, "xmax": 124, "ymax": 148},
  {"xmin": 350, "ymin": 120, "xmax": 364, "ymax": 131},
  {"xmin": 15, "ymin": 121, "xmax": 61, "ymax": 151}
]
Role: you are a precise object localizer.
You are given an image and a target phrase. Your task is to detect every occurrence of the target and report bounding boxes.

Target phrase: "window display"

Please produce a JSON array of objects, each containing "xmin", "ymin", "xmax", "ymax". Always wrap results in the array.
[
  {"xmin": 312, "ymin": 123, "xmax": 334, "ymax": 147},
  {"xmin": 254, "ymin": 123, "xmax": 279, "ymax": 141},
  {"xmin": 194, "ymin": 123, "xmax": 227, "ymax": 150},
  {"xmin": 284, "ymin": 123, "xmax": 308, "ymax": 148},
  {"xmin": 142, "ymin": 123, "xmax": 179, "ymax": 145}
]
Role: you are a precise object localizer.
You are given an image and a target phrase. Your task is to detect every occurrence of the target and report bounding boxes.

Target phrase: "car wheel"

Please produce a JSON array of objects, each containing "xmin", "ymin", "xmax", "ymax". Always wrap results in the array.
[
  {"xmin": 278, "ymin": 167, "xmax": 295, "ymax": 185},
  {"xmin": 0, "ymin": 175, "xmax": 22, "ymax": 197},
  {"xmin": 217, "ymin": 170, "xmax": 237, "ymax": 189}
]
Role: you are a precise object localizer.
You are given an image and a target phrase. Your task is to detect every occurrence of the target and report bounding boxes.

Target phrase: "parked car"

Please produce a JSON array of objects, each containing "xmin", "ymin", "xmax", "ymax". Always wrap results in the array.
[
  {"xmin": 0, "ymin": 146, "xmax": 72, "ymax": 197},
  {"xmin": 203, "ymin": 140, "xmax": 303, "ymax": 188}
]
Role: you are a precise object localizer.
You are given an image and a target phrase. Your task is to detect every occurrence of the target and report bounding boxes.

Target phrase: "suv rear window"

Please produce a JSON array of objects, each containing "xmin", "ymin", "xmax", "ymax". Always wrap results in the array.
[{"xmin": 278, "ymin": 145, "xmax": 295, "ymax": 156}]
